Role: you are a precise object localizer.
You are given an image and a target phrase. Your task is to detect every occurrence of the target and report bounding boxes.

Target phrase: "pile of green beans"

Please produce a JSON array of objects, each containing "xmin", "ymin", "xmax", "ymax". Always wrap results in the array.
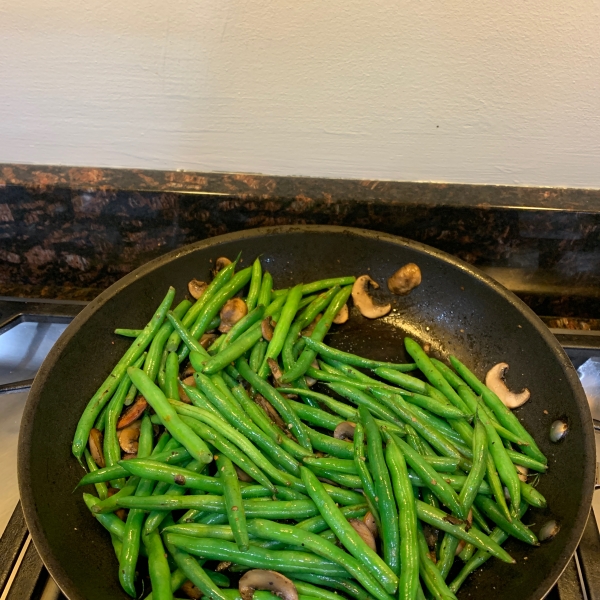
[{"xmin": 74, "ymin": 254, "xmax": 548, "ymax": 600}]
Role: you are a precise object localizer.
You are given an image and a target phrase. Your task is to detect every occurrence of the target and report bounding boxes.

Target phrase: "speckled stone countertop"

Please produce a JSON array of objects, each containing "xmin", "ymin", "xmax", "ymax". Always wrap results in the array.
[{"xmin": 1, "ymin": 164, "xmax": 599, "ymax": 318}]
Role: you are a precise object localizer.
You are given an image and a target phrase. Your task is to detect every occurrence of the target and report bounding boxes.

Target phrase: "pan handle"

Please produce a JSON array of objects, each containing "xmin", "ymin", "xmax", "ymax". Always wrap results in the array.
[
  {"xmin": 0, "ymin": 379, "xmax": 33, "ymax": 394},
  {"xmin": 595, "ymin": 420, "xmax": 600, "ymax": 490}
]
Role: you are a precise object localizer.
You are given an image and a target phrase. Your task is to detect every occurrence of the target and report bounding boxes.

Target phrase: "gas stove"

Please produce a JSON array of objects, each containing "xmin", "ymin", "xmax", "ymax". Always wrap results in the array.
[{"xmin": 1, "ymin": 296, "xmax": 599, "ymax": 600}]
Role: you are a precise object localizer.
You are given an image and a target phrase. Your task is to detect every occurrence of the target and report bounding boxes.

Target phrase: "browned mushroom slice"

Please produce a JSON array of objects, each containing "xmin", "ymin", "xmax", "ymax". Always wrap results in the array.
[
  {"xmin": 351, "ymin": 275, "xmax": 391, "ymax": 319},
  {"xmin": 333, "ymin": 421, "xmax": 356, "ymax": 441},
  {"xmin": 182, "ymin": 375, "xmax": 196, "ymax": 387},
  {"xmin": 254, "ymin": 395, "xmax": 296, "ymax": 440},
  {"xmin": 117, "ymin": 396, "xmax": 148, "ymax": 429},
  {"xmin": 216, "ymin": 561, "xmax": 232, "ymax": 572},
  {"xmin": 268, "ymin": 358, "xmax": 283, "ymax": 383},
  {"xmin": 182, "ymin": 363, "xmax": 196, "ymax": 378},
  {"xmin": 348, "ymin": 518, "xmax": 377, "ymax": 552},
  {"xmin": 121, "ymin": 452, "xmax": 138, "ymax": 460},
  {"xmin": 235, "ymin": 464, "xmax": 255, "ymax": 483},
  {"xmin": 178, "ymin": 384, "xmax": 192, "ymax": 404},
  {"xmin": 180, "ymin": 580, "xmax": 203, "ymax": 599},
  {"xmin": 387, "ymin": 263, "xmax": 422, "ymax": 296},
  {"xmin": 188, "ymin": 279, "xmax": 208, "ymax": 300},
  {"xmin": 239, "ymin": 570, "xmax": 298, "ymax": 600},
  {"xmin": 485, "ymin": 363, "xmax": 530, "ymax": 409},
  {"xmin": 219, "ymin": 298, "xmax": 248, "ymax": 333},
  {"xmin": 455, "ymin": 539, "xmax": 466, "ymax": 556},
  {"xmin": 261, "ymin": 318, "xmax": 274, "ymax": 341},
  {"xmin": 200, "ymin": 333, "xmax": 218, "ymax": 348},
  {"xmin": 333, "ymin": 304, "xmax": 349, "ymax": 324},
  {"xmin": 118, "ymin": 419, "xmax": 142, "ymax": 454},
  {"xmin": 88, "ymin": 428, "xmax": 105, "ymax": 468},
  {"xmin": 214, "ymin": 257, "xmax": 232, "ymax": 273},
  {"xmin": 363, "ymin": 511, "xmax": 378, "ymax": 538}
]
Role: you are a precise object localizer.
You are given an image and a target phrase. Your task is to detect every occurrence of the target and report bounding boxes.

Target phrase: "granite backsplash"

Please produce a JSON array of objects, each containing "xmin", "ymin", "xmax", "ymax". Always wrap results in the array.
[{"xmin": 1, "ymin": 164, "xmax": 599, "ymax": 319}]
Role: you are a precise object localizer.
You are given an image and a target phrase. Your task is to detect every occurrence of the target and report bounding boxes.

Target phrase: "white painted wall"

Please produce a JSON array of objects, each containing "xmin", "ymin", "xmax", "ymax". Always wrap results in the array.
[{"xmin": 1, "ymin": 0, "xmax": 599, "ymax": 187}]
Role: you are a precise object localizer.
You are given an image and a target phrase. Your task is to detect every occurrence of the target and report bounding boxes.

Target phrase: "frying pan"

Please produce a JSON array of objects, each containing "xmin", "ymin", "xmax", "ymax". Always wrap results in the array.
[{"xmin": 18, "ymin": 225, "xmax": 595, "ymax": 600}]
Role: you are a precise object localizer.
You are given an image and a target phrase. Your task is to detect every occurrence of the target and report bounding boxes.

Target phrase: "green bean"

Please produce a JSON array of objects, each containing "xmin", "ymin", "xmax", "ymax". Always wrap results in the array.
[
  {"xmin": 291, "ymin": 579, "xmax": 355, "ymax": 600},
  {"xmin": 119, "ymin": 415, "xmax": 155, "ymax": 597},
  {"xmin": 166, "ymin": 534, "xmax": 349, "ymax": 577},
  {"xmin": 258, "ymin": 283, "xmax": 304, "ymax": 377},
  {"xmin": 236, "ymin": 358, "xmax": 312, "ymax": 450},
  {"xmin": 415, "ymin": 499, "xmax": 515, "ymax": 563},
  {"xmin": 388, "ymin": 432, "xmax": 462, "ymax": 517},
  {"xmin": 306, "ymin": 466, "xmax": 362, "ymax": 488},
  {"xmin": 459, "ymin": 418, "xmax": 488, "ymax": 516},
  {"xmin": 258, "ymin": 271, "xmax": 273, "ymax": 306},
  {"xmin": 327, "ymin": 383, "xmax": 407, "ymax": 429},
  {"xmin": 416, "ymin": 526, "xmax": 458, "ymax": 600},
  {"xmin": 370, "ymin": 389, "xmax": 462, "ymax": 462},
  {"xmin": 228, "ymin": 384, "xmax": 312, "ymax": 461},
  {"xmin": 449, "ymin": 502, "xmax": 529, "ymax": 593},
  {"xmin": 83, "ymin": 493, "xmax": 126, "ymax": 539},
  {"xmin": 215, "ymin": 305, "xmax": 266, "ymax": 352},
  {"xmin": 179, "ymin": 415, "xmax": 274, "ymax": 492},
  {"xmin": 193, "ymin": 374, "xmax": 300, "ymax": 476},
  {"xmin": 299, "ymin": 277, "xmax": 355, "ymax": 295},
  {"xmin": 304, "ymin": 457, "xmax": 357, "ymax": 474},
  {"xmin": 166, "ymin": 258, "xmax": 238, "ymax": 354},
  {"xmin": 470, "ymin": 503, "xmax": 493, "ymax": 535},
  {"xmin": 142, "ymin": 528, "xmax": 172, "ymax": 600},
  {"xmin": 474, "ymin": 495, "xmax": 539, "ymax": 545},
  {"xmin": 385, "ymin": 437, "xmax": 419, "ymax": 600},
  {"xmin": 163, "ymin": 351, "xmax": 180, "ymax": 401},
  {"xmin": 374, "ymin": 367, "xmax": 432, "ymax": 394},
  {"xmin": 306, "ymin": 366, "xmax": 402, "ymax": 395},
  {"xmin": 520, "ymin": 480, "xmax": 547, "ymax": 508},
  {"xmin": 305, "ymin": 428, "xmax": 352, "ymax": 460},
  {"xmin": 245, "ymin": 519, "xmax": 393, "ymax": 600},
  {"xmin": 296, "ymin": 504, "xmax": 368, "ymax": 534},
  {"xmin": 289, "ymin": 574, "xmax": 373, "ymax": 600},
  {"xmin": 72, "ymin": 286, "xmax": 175, "ymax": 461},
  {"xmin": 104, "ymin": 354, "xmax": 146, "ymax": 488},
  {"xmin": 287, "ymin": 398, "xmax": 344, "ymax": 430},
  {"xmin": 300, "ymin": 466, "xmax": 398, "ymax": 593},
  {"xmin": 163, "ymin": 535, "xmax": 229, "ymax": 600},
  {"xmin": 216, "ymin": 453, "xmax": 249, "ymax": 551},
  {"xmin": 437, "ymin": 532, "xmax": 461, "ymax": 581},
  {"xmin": 128, "ymin": 367, "xmax": 212, "ymax": 465},
  {"xmin": 449, "ymin": 356, "xmax": 547, "ymax": 464},
  {"xmin": 250, "ymin": 339, "xmax": 268, "ymax": 373},
  {"xmin": 303, "ymin": 338, "xmax": 416, "ymax": 372},
  {"xmin": 474, "ymin": 395, "xmax": 521, "ymax": 516},
  {"xmin": 483, "ymin": 450, "xmax": 512, "ymax": 521},
  {"xmin": 144, "ymin": 299, "xmax": 192, "ymax": 384},
  {"xmin": 200, "ymin": 296, "xmax": 288, "ymax": 374},
  {"xmin": 505, "ymin": 450, "xmax": 547, "ymax": 472},
  {"xmin": 114, "ymin": 328, "xmax": 143, "ymax": 338},
  {"xmin": 401, "ymin": 402, "xmax": 464, "ymax": 446},
  {"xmin": 179, "ymin": 382, "xmax": 222, "ymax": 417},
  {"xmin": 458, "ymin": 543, "xmax": 476, "ymax": 562},
  {"xmin": 280, "ymin": 286, "xmax": 352, "ymax": 383},
  {"xmin": 281, "ymin": 288, "xmax": 339, "ymax": 373},
  {"xmin": 246, "ymin": 257, "xmax": 263, "ymax": 312},
  {"xmin": 359, "ymin": 407, "xmax": 400, "ymax": 575},
  {"xmin": 143, "ymin": 459, "xmax": 206, "ymax": 535},
  {"xmin": 83, "ymin": 449, "xmax": 108, "ymax": 500},
  {"xmin": 351, "ymin": 422, "xmax": 377, "ymax": 507}
]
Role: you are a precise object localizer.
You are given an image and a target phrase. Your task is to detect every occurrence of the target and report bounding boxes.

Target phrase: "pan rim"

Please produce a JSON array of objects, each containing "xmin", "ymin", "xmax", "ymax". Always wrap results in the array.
[{"xmin": 17, "ymin": 224, "xmax": 595, "ymax": 600}]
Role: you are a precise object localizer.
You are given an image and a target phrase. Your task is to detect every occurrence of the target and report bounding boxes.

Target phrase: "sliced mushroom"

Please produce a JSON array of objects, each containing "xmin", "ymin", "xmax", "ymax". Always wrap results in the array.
[
  {"xmin": 261, "ymin": 318, "xmax": 274, "ymax": 341},
  {"xmin": 334, "ymin": 421, "xmax": 357, "ymax": 441},
  {"xmin": 333, "ymin": 304, "xmax": 349, "ymax": 324},
  {"xmin": 239, "ymin": 570, "xmax": 298, "ymax": 600},
  {"xmin": 188, "ymin": 279, "xmax": 208, "ymax": 300},
  {"xmin": 302, "ymin": 314, "xmax": 322, "ymax": 337},
  {"xmin": 118, "ymin": 419, "xmax": 142, "ymax": 454},
  {"xmin": 255, "ymin": 395, "xmax": 288, "ymax": 431},
  {"xmin": 352, "ymin": 275, "xmax": 391, "ymax": 319},
  {"xmin": 182, "ymin": 375, "xmax": 196, "ymax": 387},
  {"xmin": 235, "ymin": 464, "xmax": 255, "ymax": 483},
  {"xmin": 349, "ymin": 518, "xmax": 377, "ymax": 552},
  {"xmin": 216, "ymin": 561, "xmax": 232, "ymax": 572},
  {"xmin": 182, "ymin": 363, "xmax": 196, "ymax": 378},
  {"xmin": 268, "ymin": 358, "xmax": 283, "ymax": 383},
  {"xmin": 516, "ymin": 465, "xmax": 529, "ymax": 482},
  {"xmin": 200, "ymin": 333, "xmax": 218, "ymax": 348},
  {"xmin": 88, "ymin": 428, "xmax": 105, "ymax": 468},
  {"xmin": 485, "ymin": 363, "xmax": 530, "ymax": 409},
  {"xmin": 455, "ymin": 539, "xmax": 466, "ymax": 556},
  {"xmin": 117, "ymin": 396, "xmax": 148, "ymax": 429},
  {"xmin": 180, "ymin": 580, "xmax": 203, "ymax": 599},
  {"xmin": 121, "ymin": 452, "xmax": 138, "ymax": 460},
  {"xmin": 363, "ymin": 512, "xmax": 378, "ymax": 539},
  {"xmin": 219, "ymin": 298, "xmax": 248, "ymax": 333},
  {"xmin": 387, "ymin": 263, "xmax": 422, "ymax": 296},
  {"xmin": 214, "ymin": 257, "xmax": 232, "ymax": 274}
]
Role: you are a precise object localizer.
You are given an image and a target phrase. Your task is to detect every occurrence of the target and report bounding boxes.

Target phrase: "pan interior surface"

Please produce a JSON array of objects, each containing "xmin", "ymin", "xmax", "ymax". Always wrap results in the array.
[{"xmin": 18, "ymin": 226, "xmax": 594, "ymax": 600}]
